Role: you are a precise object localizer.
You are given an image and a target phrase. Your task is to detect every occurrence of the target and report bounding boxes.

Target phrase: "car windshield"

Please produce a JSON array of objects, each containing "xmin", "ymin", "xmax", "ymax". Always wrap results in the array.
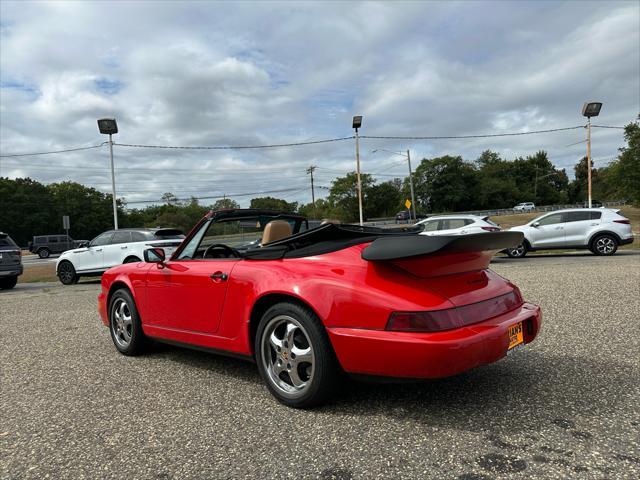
[{"xmin": 177, "ymin": 215, "xmax": 305, "ymax": 260}]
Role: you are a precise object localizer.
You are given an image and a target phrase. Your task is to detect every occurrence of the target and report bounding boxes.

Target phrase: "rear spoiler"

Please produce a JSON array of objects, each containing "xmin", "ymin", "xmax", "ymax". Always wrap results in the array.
[{"xmin": 362, "ymin": 231, "xmax": 523, "ymax": 277}]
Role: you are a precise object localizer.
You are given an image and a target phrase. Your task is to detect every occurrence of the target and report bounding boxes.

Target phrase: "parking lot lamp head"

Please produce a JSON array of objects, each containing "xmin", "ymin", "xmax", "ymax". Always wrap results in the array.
[
  {"xmin": 581, "ymin": 102, "xmax": 602, "ymax": 118},
  {"xmin": 97, "ymin": 118, "xmax": 119, "ymax": 229}
]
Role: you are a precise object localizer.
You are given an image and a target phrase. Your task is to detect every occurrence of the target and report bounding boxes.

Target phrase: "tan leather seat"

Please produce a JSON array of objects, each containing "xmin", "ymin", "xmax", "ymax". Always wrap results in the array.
[{"xmin": 261, "ymin": 220, "xmax": 292, "ymax": 245}]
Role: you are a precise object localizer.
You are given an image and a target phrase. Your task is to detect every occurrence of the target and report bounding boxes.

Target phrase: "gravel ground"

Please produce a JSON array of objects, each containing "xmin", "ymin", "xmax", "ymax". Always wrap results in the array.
[{"xmin": 1, "ymin": 252, "xmax": 639, "ymax": 479}]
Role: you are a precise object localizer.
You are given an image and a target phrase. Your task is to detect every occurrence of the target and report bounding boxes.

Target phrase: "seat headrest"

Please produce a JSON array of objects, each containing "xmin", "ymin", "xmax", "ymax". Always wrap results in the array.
[{"xmin": 261, "ymin": 220, "xmax": 292, "ymax": 245}]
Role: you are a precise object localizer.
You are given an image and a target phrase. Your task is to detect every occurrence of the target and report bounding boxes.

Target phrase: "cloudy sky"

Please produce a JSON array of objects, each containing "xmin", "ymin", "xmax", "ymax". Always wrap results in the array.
[{"xmin": 1, "ymin": 0, "xmax": 638, "ymax": 207}]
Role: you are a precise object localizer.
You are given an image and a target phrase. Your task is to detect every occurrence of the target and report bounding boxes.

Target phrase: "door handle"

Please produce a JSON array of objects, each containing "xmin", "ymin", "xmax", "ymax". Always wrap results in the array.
[
  {"xmin": 121, "ymin": 246, "xmax": 128, "ymax": 249},
  {"xmin": 95, "ymin": 248, "xmax": 102, "ymax": 252},
  {"xmin": 210, "ymin": 271, "xmax": 228, "ymax": 282}
]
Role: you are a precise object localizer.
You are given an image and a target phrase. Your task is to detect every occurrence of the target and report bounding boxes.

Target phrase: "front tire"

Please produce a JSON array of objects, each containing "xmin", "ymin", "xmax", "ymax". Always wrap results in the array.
[
  {"xmin": 507, "ymin": 243, "xmax": 528, "ymax": 258},
  {"xmin": 0, "ymin": 276, "xmax": 18, "ymax": 290},
  {"xmin": 255, "ymin": 302, "xmax": 339, "ymax": 408},
  {"xmin": 57, "ymin": 261, "xmax": 79, "ymax": 285},
  {"xmin": 591, "ymin": 234, "xmax": 618, "ymax": 256},
  {"xmin": 109, "ymin": 288, "xmax": 147, "ymax": 356},
  {"xmin": 38, "ymin": 248, "xmax": 50, "ymax": 259}
]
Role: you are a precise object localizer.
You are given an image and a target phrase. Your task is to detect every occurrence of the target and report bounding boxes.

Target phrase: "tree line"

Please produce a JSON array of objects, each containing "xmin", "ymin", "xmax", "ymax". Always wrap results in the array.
[{"xmin": 1, "ymin": 118, "xmax": 637, "ymax": 246}]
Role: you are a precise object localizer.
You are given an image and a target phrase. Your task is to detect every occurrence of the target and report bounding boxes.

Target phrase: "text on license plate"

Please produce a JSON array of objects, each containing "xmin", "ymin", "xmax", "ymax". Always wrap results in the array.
[{"xmin": 508, "ymin": 322, "xmax": 524, "ymax": 350}]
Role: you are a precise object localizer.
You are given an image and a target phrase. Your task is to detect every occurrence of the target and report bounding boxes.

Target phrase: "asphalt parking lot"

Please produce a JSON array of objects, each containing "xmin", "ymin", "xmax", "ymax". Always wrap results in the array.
[{"xmin": 1, "ymin": 252, "xmax": 639, "ymax": 479}]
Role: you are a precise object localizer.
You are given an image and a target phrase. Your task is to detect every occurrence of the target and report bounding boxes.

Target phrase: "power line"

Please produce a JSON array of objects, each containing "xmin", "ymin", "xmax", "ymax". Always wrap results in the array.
[
  {"xmin": 360, "ymin": 125, "xmax": 585, "ymax": 140},
  {"xmin": 0, "ymin": 143, "xmax": 107, "ymax": 158},
  {"xmin": 113, "ymin": 136, "xmax": 354, "ymax": 151},
  {"xmin": 123, "ymin": 187, "xmax": 312, "ymax": 205},
  {"xmin": 591, "ymin": 125, "xmax": 626, "ymax": 130}
]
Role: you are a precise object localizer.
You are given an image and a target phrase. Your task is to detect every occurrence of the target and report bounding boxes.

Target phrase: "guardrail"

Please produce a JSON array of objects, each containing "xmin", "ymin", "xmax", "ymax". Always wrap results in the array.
[{"xmin": 365, "ymin": 200, "xmax": 629, "ymax": 226}]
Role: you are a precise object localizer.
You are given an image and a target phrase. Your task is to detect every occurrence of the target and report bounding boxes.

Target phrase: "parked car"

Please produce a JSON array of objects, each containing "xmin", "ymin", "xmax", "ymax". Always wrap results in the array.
[
  {"xmin": 55, "ymin": 228, "xmax": 185, "ymax": 285},
  {"xmin": 416, "ymin": 215, "xmax": 501, "ymax": 236},
  {"xmin": 513, "ymin": 202, "xmax": 536, "ymax": 212},
  {"xmin": 582, "ymin": 200, "xmax": 603, "ymax": 208},
  {"xmin": 98, "ymin": 209, "xmax": 540, "ymax": 408},
  {"xmin": 395, "ymin": 210, "xmax": 411, "ymax": 223},
  {"xmin": 0, "ymin": 232, "xmax": 23, "ymax": 290},
  {"xmin": 506, "ymin": 208, "xmax": 633, "ymax": 258},
  {"xmin": 28, "ymin": 234, "xmax": 88, "ymax": 258}
]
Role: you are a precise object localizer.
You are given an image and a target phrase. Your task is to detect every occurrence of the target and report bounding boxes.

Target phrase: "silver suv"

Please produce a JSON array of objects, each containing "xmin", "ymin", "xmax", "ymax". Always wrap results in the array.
[
  {"xmin": 0, "ymin": 232, "xmax": 23, "ymax": 289},
  {"xmin": 506, "ymin": 208, "xmax": 633, "ymax": 258}
]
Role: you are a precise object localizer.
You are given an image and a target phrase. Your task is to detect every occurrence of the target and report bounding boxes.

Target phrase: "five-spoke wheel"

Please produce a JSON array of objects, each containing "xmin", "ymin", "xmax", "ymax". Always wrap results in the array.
[
  {"xmin": 256, "ymin": 302, "xmax": 339, "ymax": 408},
  {"xmin": 109, "ymin": 288, "xmax": 146, "ymax": 355}
]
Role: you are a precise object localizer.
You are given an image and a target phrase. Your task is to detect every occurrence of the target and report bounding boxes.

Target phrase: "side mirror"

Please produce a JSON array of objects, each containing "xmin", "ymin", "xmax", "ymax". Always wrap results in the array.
[
  {"xmin": 144, "ymin": 247, "xmax": 166, "ymax": 264},
  {"xmin": 78, "ymin": 241, "xmax": 89, "ymax": 248},
  {"xmin": 532, "ymin": 222, "xmax": 540, "ymax": 227}
]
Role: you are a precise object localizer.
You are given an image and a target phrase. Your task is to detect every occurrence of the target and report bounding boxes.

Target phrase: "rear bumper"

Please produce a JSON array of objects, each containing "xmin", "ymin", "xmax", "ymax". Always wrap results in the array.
[
  {"xmin": 620, "ymin": 237, "xmax": 634, "ymax": 246},
  {"xmin": 0, "ymin": 265, "xmax": 23, "ymax": 277},
  {"xmin": 327, "ymin": 303, "xmax": 541, "ymax": 379}
]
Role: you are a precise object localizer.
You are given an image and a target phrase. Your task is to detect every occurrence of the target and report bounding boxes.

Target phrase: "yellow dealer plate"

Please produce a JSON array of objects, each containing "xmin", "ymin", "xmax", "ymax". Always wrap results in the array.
[{"xmin": 508, "ymin": 322, "xmax": 524, "ymax": 350}]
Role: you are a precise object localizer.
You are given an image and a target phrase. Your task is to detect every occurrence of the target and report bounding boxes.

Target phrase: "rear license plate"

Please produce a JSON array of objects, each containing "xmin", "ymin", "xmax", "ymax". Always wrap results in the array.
[{"xmin": 507, "ymin": 322, "xmax": 524, "ymax": 350}]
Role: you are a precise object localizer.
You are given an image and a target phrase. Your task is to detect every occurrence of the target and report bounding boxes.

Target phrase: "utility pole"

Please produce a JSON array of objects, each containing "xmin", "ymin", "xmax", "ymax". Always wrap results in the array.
[
  {"xmin": 406, "ymin": 149, "xmax": 417, "ymax": 221},
  {"xmin": 586, "ymin": 117, "xmax": 592, "ymax": 208},
  {"xmin": 108, "ymin": 134, "xmax": 118, "ymax": 229},
  {"xmin": 534, "ymin": 165, "xmax": 538, "ymax": 201},
  {"xmin": 306, "ymin": 165, "xmax": 317, "ymax": 218},
  {"xmin": 352, "ymin": 116, "xmax": 364, "ymax": 226}
]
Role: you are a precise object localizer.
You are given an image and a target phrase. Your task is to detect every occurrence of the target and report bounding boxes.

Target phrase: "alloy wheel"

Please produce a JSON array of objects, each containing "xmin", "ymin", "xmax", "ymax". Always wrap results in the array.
[
  {"xmin": 260, "ymin": 315, "xmax": 315, "ymax": 398},
  {"xmin": 509, "ymin": 244, "xmax": 526, "ymax": 257},
  {"xmin": 111, "ymin": 298, "xmax": 133, "ymax": 348},
  {"xmin": 595, "ymin": 236, "xmax": 615, "ymax": 254},
  {"xmin": 58, "ymin": 262, "xmax": 75, "ymax": 284}
]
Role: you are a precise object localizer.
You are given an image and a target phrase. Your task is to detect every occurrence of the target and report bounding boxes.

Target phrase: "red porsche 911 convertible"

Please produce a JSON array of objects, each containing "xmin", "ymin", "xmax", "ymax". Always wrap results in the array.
[{"xmin": 98, "ymin": 209, "xmax": 541, "ymax": 407}]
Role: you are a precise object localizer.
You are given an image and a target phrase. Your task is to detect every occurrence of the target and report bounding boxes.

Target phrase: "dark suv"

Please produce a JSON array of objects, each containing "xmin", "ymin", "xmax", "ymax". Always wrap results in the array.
[
  {"xmin": 28, "ymin": 235, "xmax": 86, "ymax": 259},
  {"xmin": 0, "ymin": 232, "xmax": 23, "ymax": 289}
]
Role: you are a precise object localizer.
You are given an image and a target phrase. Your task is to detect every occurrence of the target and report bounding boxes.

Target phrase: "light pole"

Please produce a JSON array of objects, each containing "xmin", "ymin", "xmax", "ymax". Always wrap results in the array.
[
  {"xmin": 97, "ymin": 118, "xmax": 119, "ymax": 229},
  {"xmin": 581, "ymin": 102, "xmax": 602, "ymax": 208},
  {"xmin": 352, "ymin": 116, "xmax": 364, "ymax": 225},
  {"xmin": 372, "ymin": 148, "xmax": 417, "ymax": 221}
]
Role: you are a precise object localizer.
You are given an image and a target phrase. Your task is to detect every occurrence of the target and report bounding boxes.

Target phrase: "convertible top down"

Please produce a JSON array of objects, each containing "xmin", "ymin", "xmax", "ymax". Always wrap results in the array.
[{"xmin": 98, "ymin": 209, "xmax": 541, "ymax": 407}]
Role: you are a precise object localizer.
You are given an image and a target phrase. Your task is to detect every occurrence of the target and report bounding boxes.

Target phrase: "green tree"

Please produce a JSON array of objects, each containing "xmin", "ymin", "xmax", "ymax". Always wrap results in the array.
[
  {"xmin": 0, "ymin": 177, "xmax": 56, "ymax": 246},
  {"xmin": 412, "ymin": 156, "xmax": 479, "ymax": 212},
  {"xmin": 366, "ymin": 180, "xmax": 402, "ymax": 218},
  {"xmin": 210, "ymin": 198, "xmax": 240, "ymax": 210},
  {"xmin": 250, "ymin": 196, "xmax": 298, "ymax": 212},
  {"xmin": 327, "ymin": 172, "xmax": 375, "ymax": 221},
  {"xmin": 606, "ymin": 116, "xmax": 640, "ymax": 205}
]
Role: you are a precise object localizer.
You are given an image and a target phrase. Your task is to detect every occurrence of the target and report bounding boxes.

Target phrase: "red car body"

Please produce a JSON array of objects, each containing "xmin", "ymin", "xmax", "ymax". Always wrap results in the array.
[{"xmin": 98, "ymin": 210, "xmax": 541, "ymax": 383}]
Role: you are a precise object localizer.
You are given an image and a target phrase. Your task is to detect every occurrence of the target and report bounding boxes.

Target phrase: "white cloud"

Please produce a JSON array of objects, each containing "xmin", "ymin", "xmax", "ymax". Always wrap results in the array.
[{"xmin": 1, "ymin": 0, "xmax": 638, "ymax": 206}]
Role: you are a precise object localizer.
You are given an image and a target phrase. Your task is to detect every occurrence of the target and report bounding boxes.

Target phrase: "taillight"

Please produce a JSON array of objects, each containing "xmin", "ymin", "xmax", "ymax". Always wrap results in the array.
[
  {"xmin": 614, "ymin": 219, "xmax": 630, "ymax": 224},
  {"xmin": 387, "ymin": 310, "xmax": 461, "ymax": 332},
  {"xmin": 481, "ymin": 226, "xmax": 501, "ymax": 232},
  {"xmin": 387, "ymin": 290, "xmax": 523, "ymax": 332}
]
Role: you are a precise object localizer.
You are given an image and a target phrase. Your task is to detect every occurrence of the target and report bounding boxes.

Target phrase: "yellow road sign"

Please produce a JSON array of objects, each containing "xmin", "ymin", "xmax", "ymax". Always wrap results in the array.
[{"xmin": 405, "ymin": 199, "xmax": 411, "ymax": 209}]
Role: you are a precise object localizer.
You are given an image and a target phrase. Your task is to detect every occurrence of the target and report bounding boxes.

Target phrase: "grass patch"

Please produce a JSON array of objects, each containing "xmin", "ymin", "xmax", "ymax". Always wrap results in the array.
[{"xmin": 19, "ymin": 263, "xmax": 58, "ymax": 283}]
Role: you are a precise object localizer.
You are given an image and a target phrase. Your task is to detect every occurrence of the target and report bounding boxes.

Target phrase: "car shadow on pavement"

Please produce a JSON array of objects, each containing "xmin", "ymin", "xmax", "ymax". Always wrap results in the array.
[{"xmin": 324, "ymin": 350, "xmax": 637, "ymax": 435}]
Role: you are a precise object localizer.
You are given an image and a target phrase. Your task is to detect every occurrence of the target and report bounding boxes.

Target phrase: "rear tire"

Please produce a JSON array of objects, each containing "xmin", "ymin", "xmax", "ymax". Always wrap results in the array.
[
  {"xmin": 109, "ymin": 288, "xmax": 147, "ymax": 356},
  {"xmin": 58, "ymin": 260, "xmax": 79, "ymax": 285},
  {"xmin": 0, "ymin": 276, "xmax": 18, "ymax": 290},
  {"xmin": 255, "ymin": 302, "xmax": 340, "ymax": 408},
  {"xmin": 123, "ymin": 256, "xmax": 141, "ymax": 264},
  {"xmin": 507, "ymin": 243, "xmax": 528, "ymax": 258},
  {"xmin": 38, "ymin": 248, "xmax": 50, "ymax": 259},
  {"xmin": 591, "ymin": 234, "xmax": 618, "ymax": 256}
]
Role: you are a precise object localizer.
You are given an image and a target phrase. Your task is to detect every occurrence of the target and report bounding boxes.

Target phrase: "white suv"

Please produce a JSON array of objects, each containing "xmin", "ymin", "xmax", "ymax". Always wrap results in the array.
[
  {"xmin": 416, "ymin": 215, "xmax": 501, "ymax": 236},
  {"xmin": 513, "ymin": 202, "xmax": 535, "ymax": 212},
  {"xmin": 506, "ymin": 209, "xmax": 633, "ymax": 258},
  {"xmin": 56, "ymin": 228, "xmax": 184, "ymax": 284}
]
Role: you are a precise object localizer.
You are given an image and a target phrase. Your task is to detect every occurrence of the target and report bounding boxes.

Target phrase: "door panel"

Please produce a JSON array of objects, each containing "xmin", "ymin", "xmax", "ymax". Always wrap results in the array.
[
  {"xmin": 72, "ymin": 248, "xmax": 104, "ymax": 271},
  {"xmin": 564, "ymin": 211, "xmax": 600, "ymax": 246},
  {"xmin": 530, "ymin": 213, "xmax": 566, "ymax": 248},
  {"xmin": 144, "ymin": 259, "xmax": 238, "ymax": 334}
]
